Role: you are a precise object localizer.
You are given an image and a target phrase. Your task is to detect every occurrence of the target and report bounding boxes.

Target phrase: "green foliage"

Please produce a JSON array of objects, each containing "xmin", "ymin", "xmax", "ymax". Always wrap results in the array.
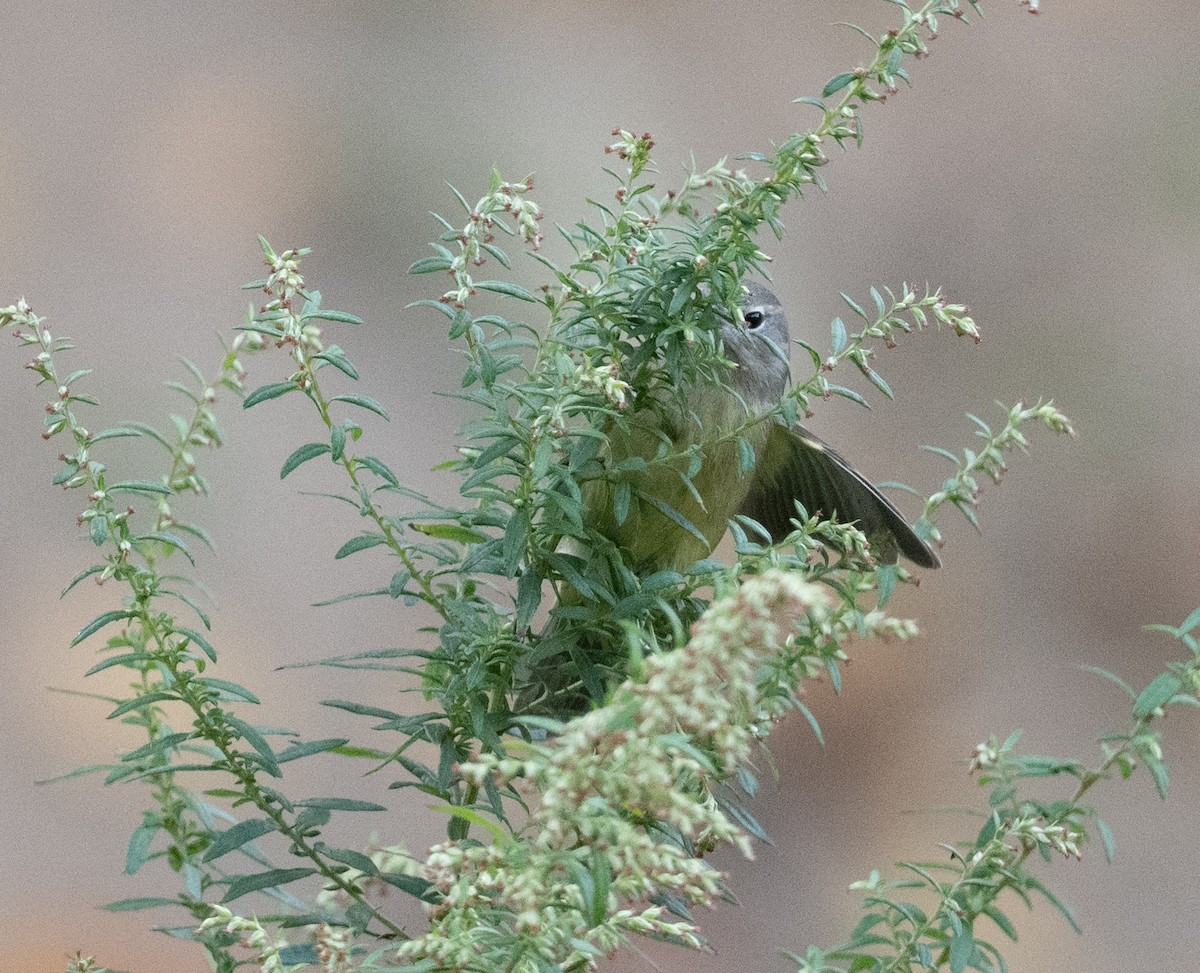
[{"xmin": 3, "ymin": 2, "xmax": 1188, "ymax": 972}]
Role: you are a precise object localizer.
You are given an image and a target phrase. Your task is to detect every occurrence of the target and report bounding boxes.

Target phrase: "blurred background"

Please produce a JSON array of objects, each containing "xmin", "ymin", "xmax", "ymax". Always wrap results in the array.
[{"xmin": 2, "ymin": 1, "xmax": 1197, "ymax": 971}]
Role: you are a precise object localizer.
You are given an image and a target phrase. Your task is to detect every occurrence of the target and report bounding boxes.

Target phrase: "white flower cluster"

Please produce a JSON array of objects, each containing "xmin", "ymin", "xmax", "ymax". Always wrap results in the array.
[
  {"xmin": 199, "ymin": 906, "xmax": 294, "ymax": 973},
  {"xmin": 265, "ymin": 248, "xmax": 305, "ymax": 303},
  {"xmin": 1006, "ymin": 816, "xmax": 1084, "ymax": 861},
  {"xmin": 442, "ymin": 176, "xmax": 542, "ymax": 309},
  {"xmin": 531, "ymin": 357, "xmax": 634, "ymax": 445},
  {"xmin": 252, "ymin": 242, "xmax": 324, "ymax": 365},
  {"xmin": 574, "ymin": 360, "xmax": 633, "ymax": 410},
  {"xmin": 397, "ymin": 570, "xmax": 829, "ymax": 971}
]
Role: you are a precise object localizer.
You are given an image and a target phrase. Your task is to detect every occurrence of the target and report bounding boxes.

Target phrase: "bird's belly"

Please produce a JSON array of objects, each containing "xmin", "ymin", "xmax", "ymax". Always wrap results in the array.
[{"xmin": 599, "ymin": 407, "xmax": 770, "ymax": 570}]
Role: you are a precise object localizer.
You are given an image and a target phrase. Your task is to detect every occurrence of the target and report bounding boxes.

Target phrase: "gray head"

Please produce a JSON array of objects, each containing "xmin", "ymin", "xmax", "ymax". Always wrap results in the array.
[{"xmin": 717, "ymin": 280, "xmax": 792, "ymax": 410}]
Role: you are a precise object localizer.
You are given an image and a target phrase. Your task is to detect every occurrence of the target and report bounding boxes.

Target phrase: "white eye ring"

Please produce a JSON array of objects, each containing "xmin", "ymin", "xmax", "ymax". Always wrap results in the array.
[{"xmin": 744, "ymin": 309, "xmax": 765, "ymax": 329}]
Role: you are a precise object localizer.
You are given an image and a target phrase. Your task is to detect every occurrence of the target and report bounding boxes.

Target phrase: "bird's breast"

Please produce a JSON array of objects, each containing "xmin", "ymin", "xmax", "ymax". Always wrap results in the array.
[{"xmin": 588, "ymin": 384, "xmax": 774, "ymax": 570}]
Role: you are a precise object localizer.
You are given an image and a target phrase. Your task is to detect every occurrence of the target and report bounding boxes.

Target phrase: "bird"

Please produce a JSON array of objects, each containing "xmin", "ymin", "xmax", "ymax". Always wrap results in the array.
[
  {"xmin": 580, "ymin": 279, "xmax": 939, "ymax": 573},
  {"xmin": 512, "ymin": 280, "xmax": 937, "ymax": 719}
]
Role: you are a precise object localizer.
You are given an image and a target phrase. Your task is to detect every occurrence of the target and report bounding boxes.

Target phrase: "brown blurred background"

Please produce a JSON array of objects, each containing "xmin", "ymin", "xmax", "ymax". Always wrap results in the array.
[{"xmin": 2, "ymin": 2, "xmax": 1198, "ymax": 971}]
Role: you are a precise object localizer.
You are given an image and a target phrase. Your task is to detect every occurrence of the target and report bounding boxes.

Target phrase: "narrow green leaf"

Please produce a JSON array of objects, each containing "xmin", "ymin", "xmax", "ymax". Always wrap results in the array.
[
  {"xmin": 109, "ymin": 479, "xmax": 172, "ymax": 496},
  {"xmin": 225, "ymin": 716, "xmax": 280, "ymax": 776},
  {"xmin": 1028, "ymin": 878, "xmax": 1081, "ymax": 933},
  {"xmin": 406, "ymin": 297, "xmax": 455, "ymax": 319},
  {"xmin": 715, "ymin": 793, "xmax": 770, "ymax": 843},
  {"xmin": 119, "ymin": 421, "xmax": 172, "ymax": 451},
  {"xmin": 90, "ymin": 427, "xmax": 144, "ymax": 443},
  {"xmin": 841, "ymin": 292, "xmax": 868, "ymax": 320},
  {"xmin": 480, "ymin": 241, "xmax": 512, "ymax": 268},
  {"xmin": 281, "ymin": 442, "xmax": 332, "ymax": 478},
  {"xmin": 428, "ymin": 804, "xmax": 510, "ymax": 844},
  {"xmin": 276, "ymin": 739, "xmax": 350, "ymax": 763},
  {"xmin": 204, "ymin": 819, "xmax": 279, "ymax": 862},
  {"xmin": 948, "ymin": 928, "xmax": 974, "ymax": 973},
  {"xmin": 1133, "ymin": 673, "xmax": 1183, "ymax": 719},
  {"xmin": 822, "ymin": 72, "xmax": 857, "ymax": 97},
  {"xmin": 108, "ymin": 692, "xmax": 177, "ymax": 718},
  {"xmin": 379, "ymin": 872, "xmax": 436, "ymax": 900},
  {"xmin": 1078, "ymin": 664, "xmax": 1136, "ymax": 700},
  {"xmin": 331, "ymin": 394, "xmax": 389, "ymax": 419},
  {"xmin": 1174, "ymin": 604, "xmax": 1200, "ymax": 636},
  {"xmin": 613, "ymin": 481, "xmax": 631, "ymax": 526},
  {"xmin": 827, "ymin": 384, "xmax": 870, "ymax": 408},
  {"xmin": 201, "ymin": 678, "xmax": 260, "ymax": 704},
  {"xmin": 356, "ymin": 455, "xmax": 398, "ymax": 486},
  {"xmin": 922, "ymin": 444, "xmax": 962, "ymax": 465},
  {"xmin": 294, "ymin": 798, "xmax": 387, "ymax": 812},
  {"xmin": 322, "ymin": 846, "xmax": 380, "ymax": 875},
  {"xmin": 125, "ymin": 824, "xmax": 157, "ymax": 875},
  {"xmin": 321, "ymin": 699, "xmax": 409, "ymax": 720},
  {"xmin": 162, "ymin": 588, "xmax": 212, "ymax": 630},
  {"xmin": 667, "ymin": 279, "xmax": 693, "ymax": 317},
  {"xmin": 831, "ymin": 316, "xmax": 848, "ymax": 355},
  {"xmin": 85, "ymin": 652, "xmax": 148, "ymax": 676},
  {"xmin": 222, "ymin": 868, "xmax": 317, "ymax": 903},
  {"xmin": 876, "ymin": 563, "xmax": 897, "ymax": 606},
  {"xmin": 473, "ymin": 280, "xmax": 538, "ymax": 303},
  {"xmin": 121, "ymin": 732, "xmax": 193, "ymax": 761},
  {"xmin": 982, "ymin": 904, "xmax": 1018, "ymax": 942},
  {"xmin": 637, "ymin": 492, "xmax": 707, "ymax": 545},
  {"xmin": 243, "ymin": 382, "xmax": 297, "ymax": 408},
  {"xmin": 409, "ymin": 522, "xmax": 488, "ymax": 544},
  {"xmin": 794, "ymin": 700, "xmax": 824, "ymax": 746},
  {"xmin": 334, "ymin": 534, "xmax": 386, "ymax": 559},
  {"xmin": 104, "ymin": 897, "xmax": 180, "ymax": 912},
  {"xmin": 172, "ymin": 521, "xmax": 216, "ymax": 552},
  {"xmin": 448, "ymin": 308, "xmax": 472, "ymax": 339},
  {"xmin": 71, "ymin": 609, "xmax": 134, "ymax": 647},
  {"xmin": 278, "ymin": 945, "xmax": 321, "ymax": 965},
  {"xmin": 408, "ymin": 256, "xmax": 454, "ymax": 274},
  {"xmin": 175, "ymin": 626, "xmax": 216, "ymax": 662},
  {"xmin": 62, "ymin": 564, "xmax": 106, "ymax": 596},
  {"xmin": 502, "ymin": 510, "xmax": 528, "ymax": 575},
  {"xmin": 516, "ymin": 566, "xmax": 542, "ymax": 630},
  {"xmin": 1095, "ymin": 817, "xmax": 1116, "ymax": 863},
  {"xmin": 305, "ymin": 309, "xmax": 363, "ymax": 325},
  {"xmin": 1146, "ymin": 755, "xmax": 1170, "ymax": 799},
  {"xmin": 134, "ymin": 532, "xmax": 195, "ymax": 564},
  {"xmin": 311, "ymin": 347, "xmax": 359, "ymax": 379},
  {"xmin": 388, "ymin": 570, "xmax": 412, "ymax": 599},
  {"xmin": 863, "ymin": 366, "xmax": 893, "ymax": 399},
  {"xmin": 736, "ymin": 436, "xmax": 756, "ymax": 476}
]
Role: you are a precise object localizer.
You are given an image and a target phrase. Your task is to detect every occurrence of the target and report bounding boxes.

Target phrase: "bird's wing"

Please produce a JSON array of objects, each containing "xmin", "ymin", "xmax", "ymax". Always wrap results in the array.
[{"xmin": 738, "ymin": 422, "xmax": 940, "ymax": 568}]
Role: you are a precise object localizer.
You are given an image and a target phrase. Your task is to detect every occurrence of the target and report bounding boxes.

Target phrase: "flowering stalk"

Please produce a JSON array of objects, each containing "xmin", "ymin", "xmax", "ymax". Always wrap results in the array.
[
  {"xmin": 5, "ymin": 274, "xmax": 412, "ymax": 952},
  {"xmin": 801, "ymin": 620, "xmax": 1198, "ymax": 973},
  {"xmin": 6, "ymin": 2, "xmax": 1087, "ymax": 971},
  {"xmin": 791, "ymin": 283, "xmax": 980, "ymax": 416},
  {"xmin": 919, "ymin": 401, "xmax": 1075, "ymax": 547},
  {"xmin": 398, "ymin": 571, "xmax": 836, "ymax": 971}
]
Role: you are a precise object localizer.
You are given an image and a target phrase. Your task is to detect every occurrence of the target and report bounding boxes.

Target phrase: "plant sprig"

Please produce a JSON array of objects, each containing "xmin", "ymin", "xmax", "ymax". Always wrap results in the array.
[
  {"xmin": 7, "ymin": 4, "xmax": 1133, "ymax": 973},
  {"xmin": 794, "ymin": 616, "xmax": 1198, "ymax": 973}
]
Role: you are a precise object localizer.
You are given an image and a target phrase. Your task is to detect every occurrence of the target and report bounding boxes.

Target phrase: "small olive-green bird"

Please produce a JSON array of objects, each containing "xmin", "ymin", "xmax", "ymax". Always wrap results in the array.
[
  {"xmin": 513, "ymin": 281, "xmax": 936, "ymax": 718},
  {"xmin": 583, "ymin": 280, "xmax": 939, "ymax": 573}
]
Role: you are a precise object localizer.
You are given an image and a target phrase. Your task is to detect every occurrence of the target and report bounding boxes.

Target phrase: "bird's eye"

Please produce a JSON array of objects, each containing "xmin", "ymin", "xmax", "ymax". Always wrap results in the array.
[{"xmin": 744, "ymin": 309, "xmax": 765, "ymax": 329}]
